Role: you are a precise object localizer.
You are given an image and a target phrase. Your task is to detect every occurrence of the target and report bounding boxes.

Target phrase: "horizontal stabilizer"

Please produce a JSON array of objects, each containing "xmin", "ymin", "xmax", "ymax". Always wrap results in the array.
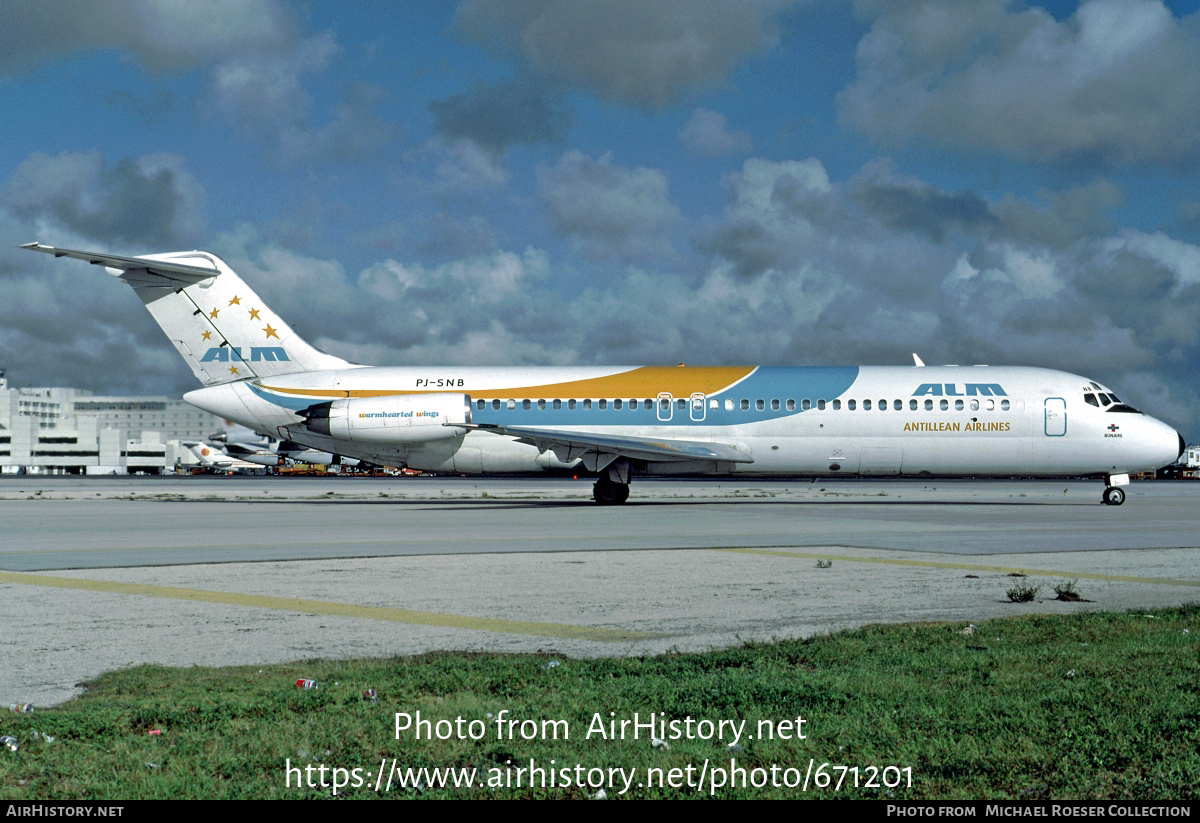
[
  {"xmin": 461, "ymin": 422, "xmax": 753, "ymax": 464},
  {"xmin": 21, "ymin": 243, "xmax": 219, "ymax": 287}
]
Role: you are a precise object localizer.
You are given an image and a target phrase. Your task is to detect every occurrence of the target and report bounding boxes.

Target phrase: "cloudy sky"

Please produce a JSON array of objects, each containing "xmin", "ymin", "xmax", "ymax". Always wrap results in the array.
[{"xmin": 2, "ymin": 0, "xmax": 1199, "ymax": 438}]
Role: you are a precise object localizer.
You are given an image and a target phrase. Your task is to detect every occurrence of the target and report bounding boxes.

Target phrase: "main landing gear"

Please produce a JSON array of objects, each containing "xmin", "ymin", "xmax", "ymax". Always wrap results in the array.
[
  {"xmin": 593, "ymin": 475, "xmax": 630, "ymax": 505},
  {"xmin": 1102, "ymin": 473, "xmax": 1129, "ymax": 506},
  {"xmin": 593, "ymin": 458, "xmax": 632, "ymax": 504}
]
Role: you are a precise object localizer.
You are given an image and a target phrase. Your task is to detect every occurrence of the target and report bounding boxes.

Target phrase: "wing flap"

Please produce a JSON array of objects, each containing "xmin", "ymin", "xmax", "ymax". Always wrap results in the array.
[
  {"xmin": 461, "ymin": 423, "xmax": 753, "ymax": 464},
  {"xmin": 21, "ymin": 242, "xmax": 219, "ymax": 286}
]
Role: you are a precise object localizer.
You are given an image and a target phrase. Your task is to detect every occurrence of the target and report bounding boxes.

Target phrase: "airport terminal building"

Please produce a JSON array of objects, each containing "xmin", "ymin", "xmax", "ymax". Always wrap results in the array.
[{"xmin": 0, "ymin": 371, "xmax": 224, "ymax": 474}]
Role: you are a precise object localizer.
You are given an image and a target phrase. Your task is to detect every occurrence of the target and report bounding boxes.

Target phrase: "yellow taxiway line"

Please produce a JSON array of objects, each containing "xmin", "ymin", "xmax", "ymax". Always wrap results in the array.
[{"xmin": 0, "ymin": 571, "xmax": 659, "ymax": 642}]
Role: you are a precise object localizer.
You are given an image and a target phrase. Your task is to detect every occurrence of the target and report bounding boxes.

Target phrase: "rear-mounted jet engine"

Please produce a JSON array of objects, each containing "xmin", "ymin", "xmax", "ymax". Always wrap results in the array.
[{"xmin": 302, "ymin": 393, "xmax": 470, "ymax": 443}]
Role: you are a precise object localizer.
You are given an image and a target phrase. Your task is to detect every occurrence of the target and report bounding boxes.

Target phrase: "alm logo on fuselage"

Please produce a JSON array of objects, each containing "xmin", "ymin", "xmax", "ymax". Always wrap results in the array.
[
  {"xmin": 912, "ymin": 383, "xmax": 1007, "ymax": 397},
  {"xmin": 199, "ymin": 347, "xmax": 290, "ymax": 363}
]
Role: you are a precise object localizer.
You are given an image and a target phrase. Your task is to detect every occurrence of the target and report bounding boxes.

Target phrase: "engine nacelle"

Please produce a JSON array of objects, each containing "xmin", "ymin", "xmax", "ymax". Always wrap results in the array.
[{"xmin": 303, "ymin": 393, "xmax": 471, "ymax": 443}]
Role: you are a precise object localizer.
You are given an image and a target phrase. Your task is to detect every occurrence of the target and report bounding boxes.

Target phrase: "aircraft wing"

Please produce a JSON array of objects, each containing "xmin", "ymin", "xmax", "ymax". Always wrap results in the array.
[
  {"xmin": 21, "ymin": 243, "xmax": 219, "ymax": 287},
  {"xmin": 460, "ymin": 423, "xmax": 753, "ymax": 465}
]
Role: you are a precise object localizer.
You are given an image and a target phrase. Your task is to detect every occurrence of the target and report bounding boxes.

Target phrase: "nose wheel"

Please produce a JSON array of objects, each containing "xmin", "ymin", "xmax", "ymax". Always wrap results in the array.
[{"xmin": 1102, "ymin": 486, "xmax": 1126, "ymax": 506}]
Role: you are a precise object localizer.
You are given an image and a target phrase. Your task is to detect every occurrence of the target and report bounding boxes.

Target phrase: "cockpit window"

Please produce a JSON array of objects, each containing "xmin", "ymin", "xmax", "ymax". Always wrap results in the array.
[
  {"xmin": 1107, "ymin": 403, "xmax": 1141, "ymax": 414},
  {"xmin": 1098, "ymin": 393, "xmax": 1111, "ymax": 406},
  {"xmin": 1084, "ymin": 393, "xmax": 1099, "ymax": 407}
]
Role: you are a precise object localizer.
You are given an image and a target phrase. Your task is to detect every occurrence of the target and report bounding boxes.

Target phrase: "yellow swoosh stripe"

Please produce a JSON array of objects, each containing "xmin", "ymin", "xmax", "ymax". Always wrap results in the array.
[{"xmin": 258, "ymin": 366, "xmax": 755, "ymax": 401}]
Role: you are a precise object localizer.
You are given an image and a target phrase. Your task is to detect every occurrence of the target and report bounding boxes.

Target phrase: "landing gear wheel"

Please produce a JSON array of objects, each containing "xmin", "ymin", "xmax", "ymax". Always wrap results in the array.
[
  {"xmin": 593, "ymin": 477, "xmax": 630, "ymax": 505},
  {"xmin": 1103, "ymin": 486, "xmax": 1126, "ymax": 506}
]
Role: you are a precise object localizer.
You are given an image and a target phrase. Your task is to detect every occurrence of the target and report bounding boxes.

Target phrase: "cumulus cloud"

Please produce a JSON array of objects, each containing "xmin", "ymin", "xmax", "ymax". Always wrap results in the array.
[
  {"xmin": 839, "ymin": 0, "xmax": 1200, "ymax": 166},
  {"xmin": 537, "ymin": 151, "xmax": 681, "ymax": 263},
  {"xmin": 678, "ymin": 108, "xmax": 753, "ymax": 157},
  {"xmin": 453, "ymin": 0, "xmax": 796, "ymax": 108},
  {"xmin": 3, "ymin": 150, "xmax": 205, "ymax": 247},
  {"xmin": 429, "ymin": 79, "xmax": 568, "ymax": 155},
  {"xmin": 0, "ymin": 0, "xmax": 292, "ymax": 76}
]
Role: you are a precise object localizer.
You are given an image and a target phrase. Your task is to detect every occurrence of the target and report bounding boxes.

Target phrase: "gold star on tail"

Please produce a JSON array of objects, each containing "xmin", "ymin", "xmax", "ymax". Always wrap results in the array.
[
  {"xmin": 263, "ymin": 324, "xmax": 279, "ymax": 339},
  {"xmin": 228, "ymin": 295, "xmax": 241, "ymax": 306},
  {"xmin": 209, "ymin": 308, "xmax": 220, "ymax": 319},
  {"xmin": 248, "ymin": 308, "xmax": 261, "ymax": 320}
]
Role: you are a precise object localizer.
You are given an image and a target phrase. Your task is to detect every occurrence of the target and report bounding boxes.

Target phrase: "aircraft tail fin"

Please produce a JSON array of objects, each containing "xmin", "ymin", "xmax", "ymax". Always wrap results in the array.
[{"xmin": 21, "ymin": 243, "xmax": 355, "ymax": 386}]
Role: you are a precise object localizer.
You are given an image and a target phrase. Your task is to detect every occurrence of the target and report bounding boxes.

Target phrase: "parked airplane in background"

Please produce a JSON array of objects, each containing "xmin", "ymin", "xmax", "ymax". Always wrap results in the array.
[
  {"xmin": 181, "ymin": 441, "xmax": 266, "ymax": 475},
  {"xmin": 24, "ymin": 243, "xmax": 1184, "ymax": 505},
  {"xmin": 222, "ymin": 437, "xmax": 362, "ymax": 469}
]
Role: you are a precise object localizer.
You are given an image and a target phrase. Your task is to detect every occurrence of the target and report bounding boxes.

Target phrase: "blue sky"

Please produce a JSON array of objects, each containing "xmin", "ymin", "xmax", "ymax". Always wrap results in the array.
[{"xmin": 2, "ymin": 0, "xmax": 1199, "ymax": 438}]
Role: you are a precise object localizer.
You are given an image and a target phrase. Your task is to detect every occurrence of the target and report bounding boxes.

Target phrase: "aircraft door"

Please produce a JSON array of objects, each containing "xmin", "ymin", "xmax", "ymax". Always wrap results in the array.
[
  {"xmin": 690, "ymin": 392, "xmax": 706, "ymax": 421},
  {"xmin": 1044, "ymin": 398, "xmax": 1067, "ymax": 436},
  {"xmin": 657, "ymin": 393, "xmax": 673, "ymax": 421}
]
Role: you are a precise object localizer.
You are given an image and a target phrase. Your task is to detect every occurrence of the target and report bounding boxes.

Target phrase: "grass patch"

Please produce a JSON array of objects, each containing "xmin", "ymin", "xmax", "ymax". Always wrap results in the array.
[
  {"xmin": 1, "ymin": 607, "xmax": 1197, "ymax": 799},
  {"xmin": 1054, "ymin": 580, "xmax": 1084, "ymax": 602},
  {"xmin": 1007, "ymin": 582, "xmax": 1042, "ymax": 603}
]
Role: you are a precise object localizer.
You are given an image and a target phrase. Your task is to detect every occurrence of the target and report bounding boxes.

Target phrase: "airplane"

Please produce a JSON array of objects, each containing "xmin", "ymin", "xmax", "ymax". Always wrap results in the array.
[
  {"xmin": 181, "ymin": 441, "xmax": 268, "ymax": 475},
  {"xmin": 22, "ymin": 242, "xmax": 1185, "ymax": 505},
  {"xmin": 223, "ymin": 437, "xmax": 362, "ymax": 469}
]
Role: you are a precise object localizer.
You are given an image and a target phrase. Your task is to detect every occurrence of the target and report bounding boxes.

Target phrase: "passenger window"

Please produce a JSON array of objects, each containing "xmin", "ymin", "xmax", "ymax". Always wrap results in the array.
[
  {"xmin": 599, "ymin": 399, "xmax": 608, "ymax": 409},
  {"xmin": 878, "ymin": 399, "xmax": 886, "ymax": 411},
  {"xmin": 787, "ymin": 399, "xmax": 796, "ymax": 411},
  {"xmin": 644, "ymin": 399, "xmax": 653, "ymax": 410},
  {"xmin": 924, "ymin": 399, "xmax": 933, "ymax": 411},
  {"xmin": 832, "ymin": 399, "xmax": 841, "ymax": 410},
  {"xmin": 537, "ymin": 399, "xmax": 546, "ymax": 410},
  {"xmin": 523, "ymin": 399, "xmax": 531, "ymax": 410},
  {"xmin": 909, "ymin": 399, "xmax": 917, "ymax": 410},
  {"xmin": 863, "ymin": 399, "xmax": 872, "ymax": 410},
  {"xmin": 1001, "ymin": 399, "xmax": 1010, "ymax": 411},
  {"xmin": 493, "ymin": 399, "xmax": 501, "ymax": 410},
  {"xmin": 709, "ymin": 399, "xmax": 718, "ymax": 409},
  {"xmin": 631, "ymin": 400, "xmax": 639, "ymax": 411},
  {"xmin": 724, "ymin": 399, "xmax": 733, "ymax": 411},
  {"xmin": 614, "ymin": 399, "xmax": 623, "ymax": 409},
  {"xmin": 740, "ymin": 399, "xmax": 749, "ymax": 410},
  {"xmin": 507, "ymin": 399, "xmax": 516, "ymax": 410},
  {"xmin": 554, "ymin": 399, "xmax": 562, "ymax": 410},
  {"xmin": 677, "ymin": 399, "xmax": 687, "ymax": 410},
  {"xmin": 583, "ymin": 399, "xmax": 592, "ymax": 410},
  {"xmin": 986, "ymin": 399, "xmax": 994, "ymax": 411},
  {"xmin": 848, "ymin": 399, "xmax": 857, "ymax": 410},
  {"xmin": 799, "ymin": 399, "xmax": 808, "ymax": 411},
  {"xmin": 476, "ymin": 400, "xmax": 485, "ymax": 410},
  {"xmin": 894, "ymin": 399, "xmax": 902, "ymax": 410},
  {"xmin": 817, "ymin": 399, "xmax": 826, "ymax": 410},
  {"xmin": 568, "ymin": 399, "xmax": 576, "ymax": 410},
  {"xmin": 969, "ymin": 399, "xmax": 979, "ymax": 411},
  {"xmin": 755, "ymin": 399, "xmax": 765, "ymax": 411},
  {"xmin": 771, "ymin": 399, "xmax": 780, "ymax": 411},
  {"xmin": 955, "ymin": 399, "xmax": 964, "ymax": 410},
  {"xmin": 940, "ymin": 399, "xmax": 948, "ymax": 410},
  {"xmin": 659, "ymin": 398, "xmax": 669, "ymax": 411}
]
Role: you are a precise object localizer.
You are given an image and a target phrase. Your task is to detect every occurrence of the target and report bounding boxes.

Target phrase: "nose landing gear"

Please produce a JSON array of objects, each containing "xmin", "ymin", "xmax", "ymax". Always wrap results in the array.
[
  {"xmin": 1102, "ymin": 485, "xmax": 1126, "ymax": 506},
  {"xmin": 1102, "ymin": 473, "xmax": 1129, "ymax": 505}
]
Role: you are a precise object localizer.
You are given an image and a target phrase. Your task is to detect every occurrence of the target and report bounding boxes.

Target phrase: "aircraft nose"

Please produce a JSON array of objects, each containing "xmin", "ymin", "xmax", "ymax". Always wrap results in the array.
[{"xmin": 1148, "ymin": 417, "xmax": 1185, "ymax": 470}]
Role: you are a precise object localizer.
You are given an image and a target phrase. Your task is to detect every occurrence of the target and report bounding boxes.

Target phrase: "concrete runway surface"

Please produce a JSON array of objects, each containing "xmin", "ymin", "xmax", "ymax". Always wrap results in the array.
[{"xmin": 2, "ymin": 475, "xmax": 1198, "ymax": 706}]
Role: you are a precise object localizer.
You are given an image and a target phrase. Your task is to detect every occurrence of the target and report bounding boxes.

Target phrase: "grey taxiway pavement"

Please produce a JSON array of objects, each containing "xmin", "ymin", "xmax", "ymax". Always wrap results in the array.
[{"xmin": 2, "ymin": 476, "xmax": 1198, "ymax": 706}]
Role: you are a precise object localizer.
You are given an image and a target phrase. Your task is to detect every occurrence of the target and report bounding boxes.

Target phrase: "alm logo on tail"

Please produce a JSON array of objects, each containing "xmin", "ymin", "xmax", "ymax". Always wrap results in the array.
[{"xmin": 200, "ymin": 347, "xmax": 290, "ymax": 363}]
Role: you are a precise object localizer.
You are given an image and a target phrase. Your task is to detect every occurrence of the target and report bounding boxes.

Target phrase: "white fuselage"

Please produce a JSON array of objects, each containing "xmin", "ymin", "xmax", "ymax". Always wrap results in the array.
[{"xmin": 184, "ymin": 364, "xmax": 1183, "ymax": 479}]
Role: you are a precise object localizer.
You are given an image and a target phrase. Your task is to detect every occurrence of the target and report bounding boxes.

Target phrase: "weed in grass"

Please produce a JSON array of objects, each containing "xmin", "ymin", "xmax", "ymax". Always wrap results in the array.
[
  {"xmin": 1007, "ymin": 582, "xmax": 1041, "ymax": 602},
  {"xmin": 1054, "ymin": 580, "xmax": 1084, "ymax": 602}
]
